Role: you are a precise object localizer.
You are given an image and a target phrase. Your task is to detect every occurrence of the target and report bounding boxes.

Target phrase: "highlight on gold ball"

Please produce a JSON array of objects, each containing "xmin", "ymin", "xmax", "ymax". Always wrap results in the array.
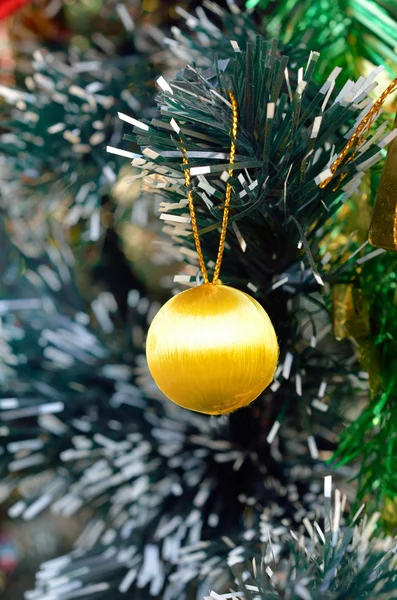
[{"xmin": 146, "ymin": 284, "xmax": 279, "ymax": 415}]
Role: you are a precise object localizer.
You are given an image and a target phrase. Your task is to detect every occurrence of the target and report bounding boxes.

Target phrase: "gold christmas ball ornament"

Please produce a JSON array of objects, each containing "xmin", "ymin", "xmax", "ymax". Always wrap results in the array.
[
  {"xmin": 145, "ymin": 91, "xmax": 278, "ymax": 414},
  {"xmin": 146, "ymin": 284, "xmax": 279, "ymax": 415}
]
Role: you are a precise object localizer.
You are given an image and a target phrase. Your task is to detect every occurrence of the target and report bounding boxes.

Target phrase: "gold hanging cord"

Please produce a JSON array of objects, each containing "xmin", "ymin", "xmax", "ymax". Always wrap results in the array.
[
  {"xmin": 180, "ymin": 91, "xmax": 238, "ymax": 284},
  {"xmin": 320, "ymin": 76, "xmax": 397, "ymax": 189}
]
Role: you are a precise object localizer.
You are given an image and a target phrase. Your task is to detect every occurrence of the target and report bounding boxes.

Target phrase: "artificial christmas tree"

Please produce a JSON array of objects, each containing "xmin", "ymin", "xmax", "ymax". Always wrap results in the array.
[{"xmin": 0, "ymin": 1, "xmax": 396, "ymax": 599}]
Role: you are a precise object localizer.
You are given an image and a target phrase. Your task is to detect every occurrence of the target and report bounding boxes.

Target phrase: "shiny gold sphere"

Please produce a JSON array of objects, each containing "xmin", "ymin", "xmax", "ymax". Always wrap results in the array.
[{"xmin": 146, "ymin": 284, "xmax": 279, "ymax": 415}]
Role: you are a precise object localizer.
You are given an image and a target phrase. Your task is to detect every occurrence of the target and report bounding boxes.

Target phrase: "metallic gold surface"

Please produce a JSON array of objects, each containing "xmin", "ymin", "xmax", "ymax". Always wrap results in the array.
[
  {"xmin": 333, "ymin": 283, "xmax": 355, "ymax": 341},
  {"xmin": 369, "ymin": 113, "xmax": 397, "ymax": 251},
  {"xmin": 146, "ymin": 284, "xmax": 279, "ymax": 415}
]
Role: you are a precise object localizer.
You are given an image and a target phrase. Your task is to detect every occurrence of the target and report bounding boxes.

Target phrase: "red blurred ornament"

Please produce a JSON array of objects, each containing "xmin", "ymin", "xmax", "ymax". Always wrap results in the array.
[
  {"xmin": 0, "ymin": 0, "xmax": 31, "ymax": 20},
  {"xmin": 0, "ymin": 533, "xmax": 18, "ymax": 574}
]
